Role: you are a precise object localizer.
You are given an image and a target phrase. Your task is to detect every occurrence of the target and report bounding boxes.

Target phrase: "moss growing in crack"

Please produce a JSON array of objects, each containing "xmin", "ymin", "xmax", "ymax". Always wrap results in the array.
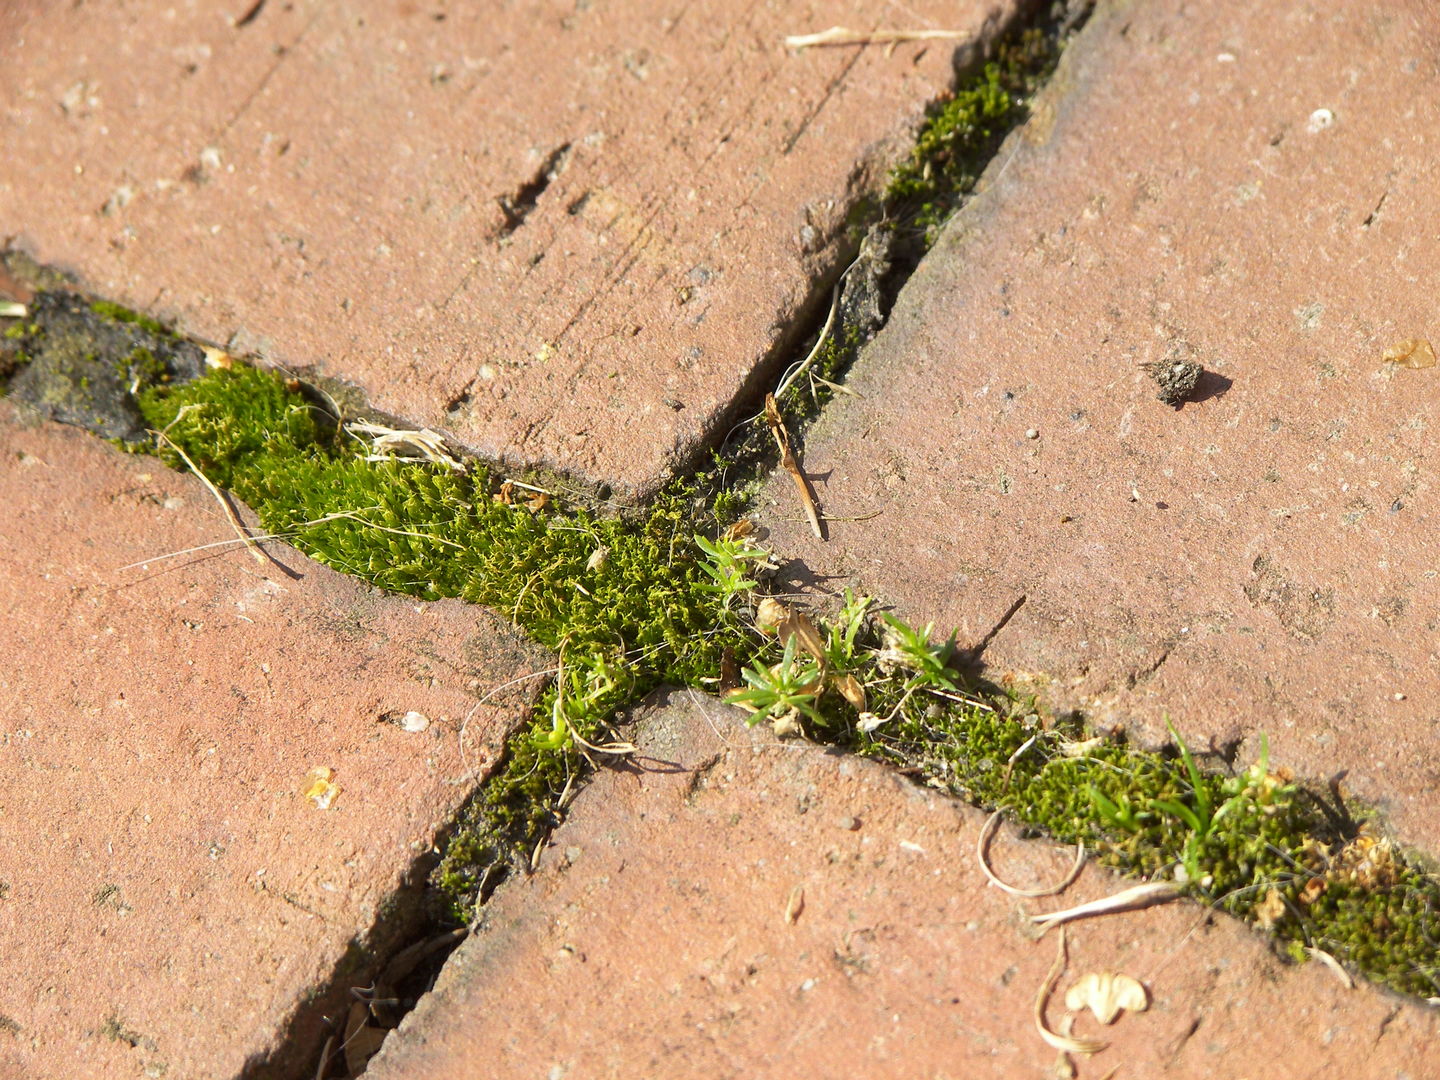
[
  {"xmin": 884, "ymin": 20, "xmax": 1072, "ymax": 252},
  {"xmin": 134, "ymin": 364, "xmax": 762, "ymax": 916},
  {"xmin": 122, "ymin": 353, "xmax": 1440, "ymax": 999},
  {"xmin": 856, "ymin": 692, "xmax": 1440, "ymax": 999},
  {"xmin": 19, "ymin": 0, "xmax": 1435, "ymax": 1005},
  {"xmin": 90, "ymin": 298, "xmax": 174, "ymax": 339}
]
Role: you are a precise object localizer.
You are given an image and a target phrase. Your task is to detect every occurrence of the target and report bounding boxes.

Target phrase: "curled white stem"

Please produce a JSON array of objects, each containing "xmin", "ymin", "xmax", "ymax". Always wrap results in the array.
[
  {"xmin": 976, "ymin": 810, "xmax": 1086, "ymax": 898},
  {"xmin": 1034, "ymin": 928, "xmax": 1108, "ymax": 1056}
]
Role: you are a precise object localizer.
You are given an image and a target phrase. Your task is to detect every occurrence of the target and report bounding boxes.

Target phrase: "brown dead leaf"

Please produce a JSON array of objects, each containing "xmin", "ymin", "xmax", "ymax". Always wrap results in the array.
[
  {"xmin": 343, "ymin": 998, "xmax": 388, "ymax": 1075},
  {"xmin": 772, "ymin": 709, "xmax": 805, "ymax": 739},
  {"xmin": 718, "ymin": 647, "xmax": 741, "ymax": 693},
  {"xmin": 1064, "ymin": 971, "xmax": 1150, "ymax": 1025},
  {"xmin": 778, "ymin": 608, "xmax": 826, "ymax": 666},
  {"xmin": 1299, "ymin": 877, "xmax": 1327, "ymax": 905},
  {"xmin": 723, "ymin": 519, "xmax": 758, "ymax": 542},
  {"xmin": 525, "ymin": 491, "xmax": 550, "ymax": 512},
  {"xmin": 200, "ymin": 345, "xmax": 233, "ymax": 370},
  {"xmin": 1382, "ymin": 338, "xmax": 1436, "ymax": 369},
  {"xmin": 834, "ymin": 672, "xmax": 867, "ymax": 711},
  {"xmin": 764, "ymin": 393, "xmax": 823, "ymax": 538},
  {"xmin": 493, "ymin": 480, "xmax": 516, "ymax": 504}
]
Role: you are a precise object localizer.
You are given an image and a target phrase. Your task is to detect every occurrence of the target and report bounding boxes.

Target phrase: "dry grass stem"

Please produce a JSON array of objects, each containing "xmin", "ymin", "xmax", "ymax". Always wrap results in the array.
[
  {"xmin": 977, "ymin": 810, "xmax": 1086, "ymax": 898},
  {"xmin": 764, "ymin": 393, "xmax": 823, "ymax": 538},
  {"xmin": 301, "ymin": 509, "xmax": 465, "ymax": 549},
  {"xmin": 116, "ymin": 532, "xmax": 295, "ymax": 572},
  {"xmin": 1030, "ymin": 882, "xmax": 1183, "ymax": 933},
  {"xmin": 313, "ymin": 1033, "xmax": 337, "ymax": 1080},
  {"xmin": 1304, "ymin": 946, "xmax": 1354, "ymax": 990},
  {"xmin": 152, "ymin": 429, "xmax": 268, "ymax": 564},
  {"xmin": 1034, "ymin": 928, "xmax": 1109, "ymax": 1056},
  {"xmin": 785, "ymin": 26, "xmax": 968, "ymax": 49},
  {"xmin": 774, "ymin": 284, "xmax": 840, "ymax": 400}
]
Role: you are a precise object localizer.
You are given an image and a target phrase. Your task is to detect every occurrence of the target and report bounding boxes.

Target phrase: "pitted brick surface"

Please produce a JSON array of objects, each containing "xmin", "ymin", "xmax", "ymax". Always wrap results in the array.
[
  {"xmin": 0, "ymin": 402, "xmax": 544, "ymax": 1079},
  {"xmin": 366, "ymin": 690, "xmax": 1440, "ymax": 1079},
  {"xmin": 0, "ymin": 0, "xmax": 1017, "ymax": 497},
  {"xmin": 757, "ymin": 0, "xmax": 1440, "ymax": 851}
]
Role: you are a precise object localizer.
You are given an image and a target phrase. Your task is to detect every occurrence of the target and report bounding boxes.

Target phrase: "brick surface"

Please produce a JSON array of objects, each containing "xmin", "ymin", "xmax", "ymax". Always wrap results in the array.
[
  {"xmin": 0, "ymin": 402, "xmax": 544, "ymax": 1079},
  {"xmin": 365, "ymin": 690, "xmax": 1440, "ymax": 1079},
  {"xmin": 0, "ymin": 0, "xmax": 1015, "ymax": 498},
  {"xmin": 757, "ymin": 0, "xmax": 1440, "ymax": 850}
]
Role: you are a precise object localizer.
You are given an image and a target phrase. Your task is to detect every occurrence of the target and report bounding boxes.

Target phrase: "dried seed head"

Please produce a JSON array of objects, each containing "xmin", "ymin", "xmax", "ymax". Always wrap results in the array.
[{"xmin": 1063, "ymin": 971, "xmax": 1149, "ymax": 1025}]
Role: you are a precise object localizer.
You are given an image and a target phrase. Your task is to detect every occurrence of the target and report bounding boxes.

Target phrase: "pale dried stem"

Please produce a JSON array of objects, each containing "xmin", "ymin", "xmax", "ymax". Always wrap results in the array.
[
  {"xmin": 1030, "ymin": 882, "xmax": 1183, "ymax": 934},
  {"xmin": 1034, "ymin": 928, "xmax": 1109, "ymax": 1056},
  {"xmin": 785, "ymin": 26, "xmax": 968, "ymax": 49},
  {"xmin": 775, "ymin": 284, "xmax": 840, "ymax": 400},
  {"xmin": 977, "ymin": 810, "xmax": 1086, "ymax": 898},
  {"xmin": 1304, "ymin": 946, "xmax": 1354, "ymax": 990},
  {"xmin": 152, "ymin": 429, "xmax": 267, "ymax": 564}
]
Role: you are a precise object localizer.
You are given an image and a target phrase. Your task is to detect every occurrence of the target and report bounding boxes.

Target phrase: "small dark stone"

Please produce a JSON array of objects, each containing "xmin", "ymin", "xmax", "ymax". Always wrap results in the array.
[{"xmin": 1140, "ymin": 356, "xmax": 1203, "ymax": 406}]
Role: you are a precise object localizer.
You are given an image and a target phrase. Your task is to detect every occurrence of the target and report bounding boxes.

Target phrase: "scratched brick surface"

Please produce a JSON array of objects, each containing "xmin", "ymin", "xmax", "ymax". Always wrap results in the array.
[
  {"xmin": 366, "ymin": 691, "xmax": 1440, "ymax": 1080},
  {"xmin": 0, "ymin": 402, "xmax": 543, "ymax": 1079},
  {"xmin": 757, "ymin": 0, "xmax": 1440, "ymax": 852},
  {"xmin": 0, "ymin": 0, "xmax": 1016, "ymax": 498}
]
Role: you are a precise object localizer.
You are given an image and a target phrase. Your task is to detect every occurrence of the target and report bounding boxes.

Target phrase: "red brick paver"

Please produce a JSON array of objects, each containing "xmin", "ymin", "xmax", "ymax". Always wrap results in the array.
[
  {"xmin": 0, "ymin": 403, "xmax": 544, "ymax": 1079},
  {"xmin": 0, "ymin": 0, "xmax": 1013, "ymax": 498},
  {"xmin": 758, "ymin": 0, "xmax": 1440, "ymax": 850},
  {"xmin": 365, "ymin": 690, "xmax": 1440, "ymax": 1079}
]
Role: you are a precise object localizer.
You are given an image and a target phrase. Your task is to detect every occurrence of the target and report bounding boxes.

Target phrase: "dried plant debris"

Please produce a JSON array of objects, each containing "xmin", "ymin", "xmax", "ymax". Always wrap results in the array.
[
  {"xmin": 303, "ymin": 766, "xmax": 339, "ymax": 810},
  {"xmin": 1064, "ymin": 971, "xmax": 1149, "ymax": 1024},
  {"xmin": 349, "ymin": 421, "xmax": 466, "ymax": 471},
  {"xmin": 976, "ymin": 810, "xmax": 1086, "ymax": 898},
  {"xmin": 784, "ymin": 25, "xmax": 969, "ymax": 49},
  {"xmin": 1034, "ymin": 929, "xmax": 1109, "ymax": 1056},
  {"xmin": 1030, "ymin": 882, "xmax": 1182, "ymax": 933},
  {"xmin": 1381, "ymin": 337, "xmax": 1435, "ymax": 371},
  {"xmin": 1140, "ymin": 353, "xmax": 1203, "ymax": 406}
]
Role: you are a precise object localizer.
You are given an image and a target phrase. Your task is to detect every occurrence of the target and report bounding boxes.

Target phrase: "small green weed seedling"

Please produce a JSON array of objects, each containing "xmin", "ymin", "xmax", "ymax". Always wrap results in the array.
[
  {"xmin": 726, "ymin": 635, "xmax": 824, "ymax": 729},
  {"xmin": 1087, "ymin": 785, "xmax": 1149, "ymax": 835},
  {"xmin": 876, "ymin": 612, "xmax": 961, "ymax": 693},
  {"xmin": 823, "ymin": 588, "xmax": 874, "ymax": 674},
  {"xmin": 693, "ymin": 532, "xmax": 771, "ymax": 608},
  {"xmin": 533, "ymin": 647, "xmax": 635, "ymax": 753}
]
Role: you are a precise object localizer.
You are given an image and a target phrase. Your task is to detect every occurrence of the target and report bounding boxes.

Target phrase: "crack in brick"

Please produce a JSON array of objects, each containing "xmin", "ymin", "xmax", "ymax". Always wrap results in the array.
[{"xmin": 494, "ymin": 143, "xmax": 573, "ymax": 238}]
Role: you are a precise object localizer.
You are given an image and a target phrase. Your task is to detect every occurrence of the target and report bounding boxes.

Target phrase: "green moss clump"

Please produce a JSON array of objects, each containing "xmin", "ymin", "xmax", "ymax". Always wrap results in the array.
[
  {"xmin": 135, "ymin": 365, "xmax": 757, "ymax": 916},
  {"xmin": 90, "ymin": 299, "xmax": 173, "ymax": 338}
]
